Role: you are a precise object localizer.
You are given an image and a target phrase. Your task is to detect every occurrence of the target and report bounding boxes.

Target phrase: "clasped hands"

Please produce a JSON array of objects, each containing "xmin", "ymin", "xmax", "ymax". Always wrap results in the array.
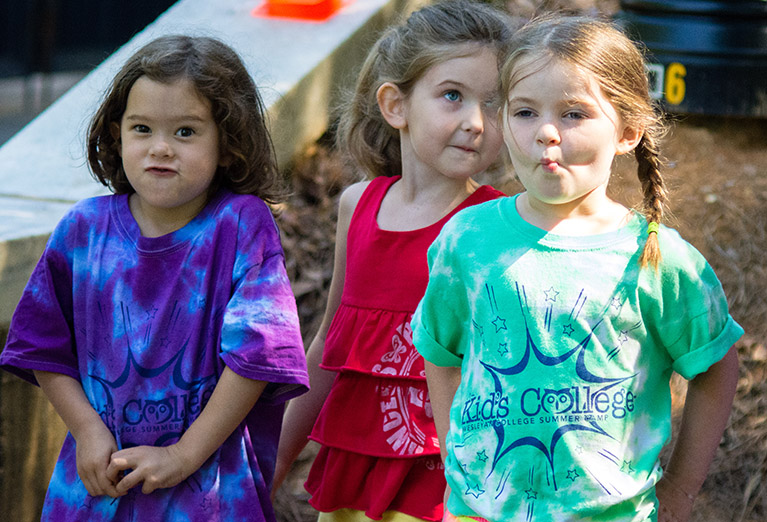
[{"xmin": 74, "ymin": 421, "xmax": 196, "ymax": 498}]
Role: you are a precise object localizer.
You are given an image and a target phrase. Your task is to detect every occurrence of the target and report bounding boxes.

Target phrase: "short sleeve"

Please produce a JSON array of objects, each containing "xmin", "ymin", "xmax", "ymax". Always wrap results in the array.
[
  {"xmin": 0, "ymin": 216, "xmax": 79, "ymax": 385},
  {"xmin": 412, "ymin": 220, "xmax": 471, "ymax": 368},
  {"xmin": 219, "ymin": 210, "xmax": 308, "ymax": 403},
  {"xmin": 642, "ymin": 229, "xmax": 744, "ymax": 380}
]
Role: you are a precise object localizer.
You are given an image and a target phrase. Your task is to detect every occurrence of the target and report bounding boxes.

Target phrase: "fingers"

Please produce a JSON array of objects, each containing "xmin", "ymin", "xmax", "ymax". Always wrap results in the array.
[
  {"xmin": 107, "ymin": 452, "xmax": 132, "ymax": 477},
  {"xmin": 77, "ymin": 451, "xmax": 122, "ymax": 498},
  {"xmin": 109, "ymin": 445, "xmax": 188, "ymax": 495},
  {"xmin": 109, "ymin": 449, "xmax": 143, "ymax": 495},
  {"xmin": 78, "ymin": 465, "xmax": 122, "ymax": 497},
  {"xmin": 73, "ymin": 421, "xmax": 123, "ymax": 497},
  {"xmin": 115, "ymin": 468, "xmax": 151, "ymax": 495}
]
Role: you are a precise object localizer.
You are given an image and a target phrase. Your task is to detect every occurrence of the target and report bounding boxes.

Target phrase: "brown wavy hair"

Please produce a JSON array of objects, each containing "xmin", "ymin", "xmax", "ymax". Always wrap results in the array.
[
  {"xmin": 87, "ymin": 35, "xmax": 284, "ymax": 203},
  {"xmin": 337, "ymin": 0, "xmax": 513, "ymax": 179},
  {"xmin": 500, "ymin": 14, "xmax": 668, "ymax": 269}
]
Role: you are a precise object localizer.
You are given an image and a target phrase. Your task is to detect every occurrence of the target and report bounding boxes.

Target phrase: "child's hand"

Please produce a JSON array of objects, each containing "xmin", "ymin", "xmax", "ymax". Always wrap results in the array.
[
  {"xmin": 74, "ymin": 422, "xmax": 122, "ymax": 498},
  {"xmin": 656, "ymin": 475, "xmax": 695, "ymax": 522},
  {"xmin": 108, "ymin": 444, "xmax": 194, "ymax": 495}
]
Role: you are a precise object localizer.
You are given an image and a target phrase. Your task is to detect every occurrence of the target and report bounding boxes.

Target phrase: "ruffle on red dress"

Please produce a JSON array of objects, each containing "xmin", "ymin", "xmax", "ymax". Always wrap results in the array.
[
  {"xmin": 305, "ymin": 445, "xmax": 445, "ymax": 521},
  {"xmin": 311, "ymin": 368, "xmax": 439, "ymax": 457},
  {"xmin": 322, "ymin": 306, "xmax": 425, "ymax": 380}
]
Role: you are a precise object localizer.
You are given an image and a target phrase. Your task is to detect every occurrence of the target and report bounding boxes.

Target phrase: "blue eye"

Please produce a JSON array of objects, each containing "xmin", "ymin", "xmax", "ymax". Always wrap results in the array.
[
  {"xmin": 564, "ymin": 111, "xmax": 586, "ymax": 120},
  {"xmin": 444, "ymin": 90, "xmax": 461, "ymax": 102},
  {"xmin": 514, "ymin": 109, "xmax": 535, "ymax": 118}
]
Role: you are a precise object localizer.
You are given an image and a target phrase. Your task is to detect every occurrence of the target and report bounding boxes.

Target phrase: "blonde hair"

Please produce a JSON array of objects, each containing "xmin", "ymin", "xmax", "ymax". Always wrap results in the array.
[
  {"xmin": 338, "ymin": 0, "xmax": 512, "ymax": 178},
  {"xmin": 500, "ymin": 14, "xmax": 668, "ymax": 268}
]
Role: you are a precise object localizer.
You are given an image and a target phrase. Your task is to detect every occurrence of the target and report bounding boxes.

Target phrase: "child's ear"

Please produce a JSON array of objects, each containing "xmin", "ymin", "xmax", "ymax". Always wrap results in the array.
[
  {"xmin": 616, "ymin": 125, "xmax": 643, "ymax": 155},
  {"xmin": 376, "ymin": 82, "xmax": 407, "ymax": 130},
  {"xmin": 110, "ymin": 122, "xmax": 122, "ymax": 156}
]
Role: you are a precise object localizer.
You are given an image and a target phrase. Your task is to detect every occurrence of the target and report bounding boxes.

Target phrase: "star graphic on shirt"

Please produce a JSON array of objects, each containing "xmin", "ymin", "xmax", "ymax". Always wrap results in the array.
[
  {"xmin": 544, "ymin": 287, "xmax": 559, "ymax": 302},
  {"xmin": 621, "ymin": 460, "xmax": 636, "ymax": 474},
  {"xmin": 618, "ymin": 331, "xmax": 629, "ymax": 345},
  {"xmin": 479, "ymin": 282, "xmax": 637, "ymax": 492},
  {"xmin": 200, "ymin": 497, "xmax": 213, "ymax": 511},
  {"xmin": 498, "ymin": 342, "xmax": 509, "ymax": 355},
  {"xmin": 477, "ymin": 450, "xmax": 489, "ymax": 462},
  {"xmin": 466, "ymin": 483, "xmax": 486, "ymax": 498},
  {"xmin": 525, "ymin": 488, "xmax": 538, "ymax": 500},
  {"xmin": 610, "ymin": 297, "xmax": 622, "ymax": 310},
  {"xmin": 145, "ymin": 306, "xmax": 158, "ymax": 319},
  {"xmin": 567, "ymin": 468, "xmax": 580, "ymax": 482},
  {"xmin": 492, "ymin": 315, "xmax": 507, "ymax": 333},
  {"xmin": 562, "ymin": 323, "xmax": 575, "ymax": 337}
]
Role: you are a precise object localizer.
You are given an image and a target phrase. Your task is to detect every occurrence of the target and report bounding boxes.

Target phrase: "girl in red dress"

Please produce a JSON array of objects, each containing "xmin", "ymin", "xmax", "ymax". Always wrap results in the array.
[{"xmin": 274, "ymin": 2, "xmax": 512, "ymax": 520}]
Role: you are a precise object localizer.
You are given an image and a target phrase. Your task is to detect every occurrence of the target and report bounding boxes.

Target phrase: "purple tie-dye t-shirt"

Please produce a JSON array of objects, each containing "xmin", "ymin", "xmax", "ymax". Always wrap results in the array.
[{"xmin": 0, "ymin": 189, "xmax": 309, "ymax": 521}]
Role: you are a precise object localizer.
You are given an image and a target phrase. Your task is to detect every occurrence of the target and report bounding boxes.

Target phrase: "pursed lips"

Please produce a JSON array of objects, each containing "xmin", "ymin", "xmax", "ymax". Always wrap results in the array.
[
  {"xmin": 540, "ymin": 158, "xmax": 560, "ymax": 172},
  {"xmin": 452, "ymin": 144, "xmax": 478, "ymax": 153},
  {"xmin": 145, "ymin": 166, "xmax": 177, "ymax": 176}
]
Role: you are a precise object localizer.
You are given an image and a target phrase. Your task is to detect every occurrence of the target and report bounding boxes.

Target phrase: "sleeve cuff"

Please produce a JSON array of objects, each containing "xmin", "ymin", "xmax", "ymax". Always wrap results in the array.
[
  {"xmin": 672, "ymin": 316, "xmax": 744, "ymax": 379},
  {"xmin": 413, "ymin": 324, "xmax": 463, "ymax": 368}
]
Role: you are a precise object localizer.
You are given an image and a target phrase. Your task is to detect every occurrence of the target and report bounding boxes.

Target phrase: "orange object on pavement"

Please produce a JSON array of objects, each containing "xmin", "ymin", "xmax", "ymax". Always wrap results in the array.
[{"xmin": 253, "ymin": 0, "xmax": 346, "ymax": 21}]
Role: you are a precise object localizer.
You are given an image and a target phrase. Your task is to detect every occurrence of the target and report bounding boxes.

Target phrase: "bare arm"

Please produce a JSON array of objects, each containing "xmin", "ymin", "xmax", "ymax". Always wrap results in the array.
[
  {"xmin": 271, "ymin": 181, "xmax": 368, "ymax": 495},
  {"xmin": 33, "ymin": 370, "xmax": 122, "ymax": 497},
  {"xmin": 425, "ymin": 359, "xmax": 462, "ymax": 511},
  {"xmin": 425, "ymin": 361, "xmax": 462, "ymax": 464},
  {"xmin": 656, "ymin": 345, "xmax": 739, "ymax": 522},
  {"xmin": 108, "ymin": 366, "xmax": 267, "ymax": 494}
]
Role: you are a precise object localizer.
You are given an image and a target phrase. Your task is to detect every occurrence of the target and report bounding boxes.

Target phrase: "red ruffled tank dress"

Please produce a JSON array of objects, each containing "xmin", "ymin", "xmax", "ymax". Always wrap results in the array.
[{"xmin": 305, "ymin": 176, "xmax": 504, "ymax": 520}]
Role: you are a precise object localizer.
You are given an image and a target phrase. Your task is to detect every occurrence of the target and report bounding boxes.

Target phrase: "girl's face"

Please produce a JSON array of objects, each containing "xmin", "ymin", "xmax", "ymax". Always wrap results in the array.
[
  {"xmin": 112, "ymin": 76, "xmax": 223, "ymax": 236},
  {"xmin": 503, "ymin": 57, "xmax": 639, "ymax": 218},
  {"xmin": 394, "ymin": 45, "xmax": 504, "ymax": 182}
]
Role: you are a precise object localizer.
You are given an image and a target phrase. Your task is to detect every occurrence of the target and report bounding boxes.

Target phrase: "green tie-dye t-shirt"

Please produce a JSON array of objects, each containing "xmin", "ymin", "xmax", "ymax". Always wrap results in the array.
[{"xmin": 412, "ymin": 195, "xmax": 742, "ymax": 522}]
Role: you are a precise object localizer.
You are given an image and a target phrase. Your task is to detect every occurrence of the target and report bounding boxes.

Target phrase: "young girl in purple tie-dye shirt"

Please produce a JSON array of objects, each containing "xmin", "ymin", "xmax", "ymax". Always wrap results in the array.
[{"xmin": 0, "ymin": 35, "xmax": 308, "ymax": 522}]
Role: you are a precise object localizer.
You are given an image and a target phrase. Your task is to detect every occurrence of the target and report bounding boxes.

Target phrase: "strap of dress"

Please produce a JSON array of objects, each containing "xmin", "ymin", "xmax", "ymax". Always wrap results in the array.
[{"xmin": 347, "ymin": 175, "xmax": 400, "ymax": 236}]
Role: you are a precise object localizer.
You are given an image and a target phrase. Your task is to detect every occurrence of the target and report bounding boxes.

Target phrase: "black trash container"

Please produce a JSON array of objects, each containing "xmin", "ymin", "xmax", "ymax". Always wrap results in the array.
[{"xmin": 616, "ymin": 0, "xmax": 767, "ymax": 117}]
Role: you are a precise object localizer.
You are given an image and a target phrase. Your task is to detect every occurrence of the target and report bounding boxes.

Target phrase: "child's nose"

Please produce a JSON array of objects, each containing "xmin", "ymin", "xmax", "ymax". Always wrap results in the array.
[
  {"xmin": 462, "ymin": 103, "xmax": 485, "ymax": 134},
  {"xmin": 536, "ymin": 122, "xmax": 560, "ymax": 145},
  {"xmin": 149, "ymin": 137, "xmax": 173, "ymax": 157}
]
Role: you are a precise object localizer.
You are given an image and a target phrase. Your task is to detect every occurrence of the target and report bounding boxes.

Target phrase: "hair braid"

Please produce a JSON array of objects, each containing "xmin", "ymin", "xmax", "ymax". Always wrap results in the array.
[{"xmin": 636, "ymin": 129, "xmax": 667, "ymax": 269}]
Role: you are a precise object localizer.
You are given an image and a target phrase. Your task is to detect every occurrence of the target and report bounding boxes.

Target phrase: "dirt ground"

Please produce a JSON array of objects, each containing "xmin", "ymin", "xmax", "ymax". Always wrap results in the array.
[{"xmin": 273, "ymin": 2, "xmax": 767, "ymax": 520}]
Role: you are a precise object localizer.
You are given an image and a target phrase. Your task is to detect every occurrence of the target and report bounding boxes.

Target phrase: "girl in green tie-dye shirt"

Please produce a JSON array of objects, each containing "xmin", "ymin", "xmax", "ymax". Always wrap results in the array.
[{"xmin": 413, "ymin": 14, "xmax": 742, "ymax": 522}]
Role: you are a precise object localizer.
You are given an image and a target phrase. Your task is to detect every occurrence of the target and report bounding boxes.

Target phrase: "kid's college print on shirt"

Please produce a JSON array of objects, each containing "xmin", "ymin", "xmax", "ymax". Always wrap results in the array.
[
  {"xmin": 0, "ymin": 189, "xmax": 309, "ymax": 521},
  {"xmin": 413, "ymin": 195, "xmax": 743, "ymax": 522}
]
